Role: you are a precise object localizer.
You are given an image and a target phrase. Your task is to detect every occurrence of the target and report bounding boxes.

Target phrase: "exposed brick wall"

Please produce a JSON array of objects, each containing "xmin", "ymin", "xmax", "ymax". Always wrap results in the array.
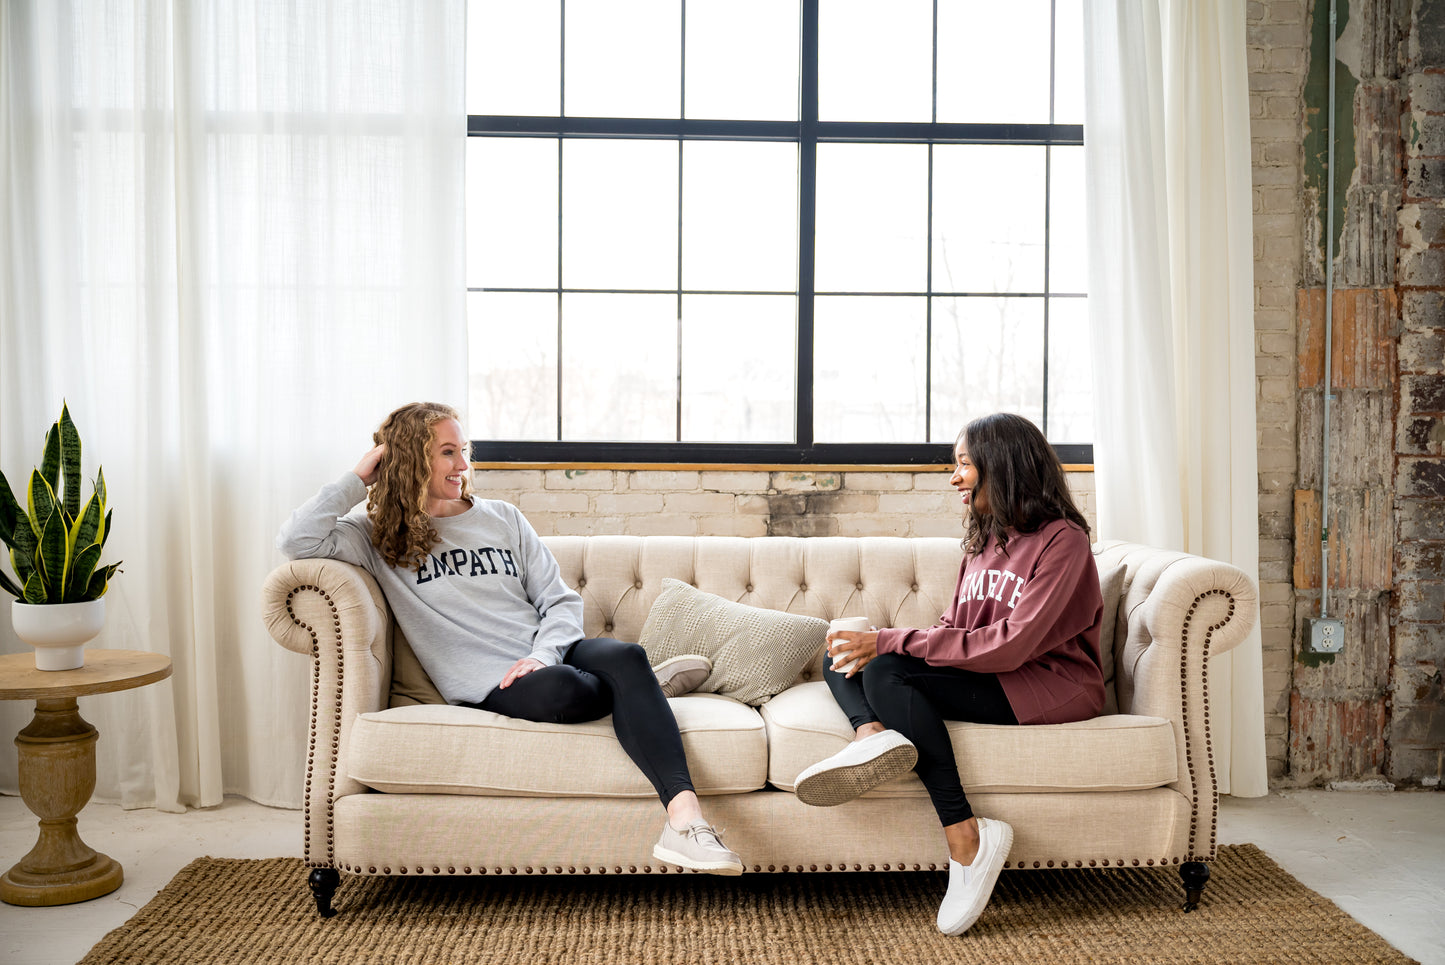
[
  {"xmin": 1286, "ymin": 0, "xmax": 1444, "ymax": 787},
  {"xmin": 472, "ymin": 468, "xmax": 1098, "ymax": 543},
  {"xmin": 1392, "ymin": 0, "xmax": 1445, "ymax": 785}
]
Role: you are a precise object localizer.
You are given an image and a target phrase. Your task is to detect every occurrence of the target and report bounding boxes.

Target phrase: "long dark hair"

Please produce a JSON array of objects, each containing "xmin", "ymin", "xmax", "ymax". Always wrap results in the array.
[{"xmin": 961, "ymin": 412, "xmax": 1090, "ymax": 557}]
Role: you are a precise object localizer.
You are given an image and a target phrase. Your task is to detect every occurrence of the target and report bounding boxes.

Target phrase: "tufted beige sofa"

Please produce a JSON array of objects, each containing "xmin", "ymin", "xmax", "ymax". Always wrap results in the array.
[{"xmin": 261, "ymin": 535, "xmax": 1257, "ymax": 917}]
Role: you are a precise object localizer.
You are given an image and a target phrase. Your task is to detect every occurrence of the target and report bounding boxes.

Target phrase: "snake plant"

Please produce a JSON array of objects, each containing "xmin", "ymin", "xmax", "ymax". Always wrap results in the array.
[{"xmin": 0, "ymin": 403, "xmax": 121, "ymax": 604}]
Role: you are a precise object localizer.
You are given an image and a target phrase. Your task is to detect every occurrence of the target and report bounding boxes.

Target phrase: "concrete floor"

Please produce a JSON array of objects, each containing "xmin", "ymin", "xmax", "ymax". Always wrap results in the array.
[{"xmin": 1, "ymin": 789, "xmax": 1441, "ymax": 965}]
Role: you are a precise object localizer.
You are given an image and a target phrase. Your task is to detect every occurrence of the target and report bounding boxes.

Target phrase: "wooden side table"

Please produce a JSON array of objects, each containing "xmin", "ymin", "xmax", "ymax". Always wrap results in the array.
[{"xmin": 0, "ymin": 649, "xmax": 172, "ymax": 906}]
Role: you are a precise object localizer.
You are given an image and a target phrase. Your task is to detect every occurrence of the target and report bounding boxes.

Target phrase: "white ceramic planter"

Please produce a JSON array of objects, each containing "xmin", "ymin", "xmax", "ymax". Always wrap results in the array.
[{"xmin": 11, "ymin": 599, "xmax": 106, "ymax": 671}]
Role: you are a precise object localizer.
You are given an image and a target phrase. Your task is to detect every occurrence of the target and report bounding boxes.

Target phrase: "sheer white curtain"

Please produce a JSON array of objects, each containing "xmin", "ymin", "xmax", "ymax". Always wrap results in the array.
[
  {"xmin": 0, "ymin": 0, "xmax": 466, "ymax": 810},
  {"xmin": 1083, "ymin": 0, "xmax": 1267, "ymax": 796}
]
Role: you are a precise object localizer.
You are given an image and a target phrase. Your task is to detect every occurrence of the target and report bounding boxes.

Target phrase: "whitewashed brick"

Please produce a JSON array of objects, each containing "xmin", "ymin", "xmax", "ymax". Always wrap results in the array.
[
  {"xmin": 1259, "ymin": 376, "xmax": 1293, "ymax": 401},
  {"xmin": 628, "ymin": 470, "xmax": 700, "ymax": 491},
  {"xmin": 472, "ymin": 470, "xmax": 544, "ymax": 490},
  {"xmin": 807, "ymin": 493, "xmax": 881, "ymax": 515},
  {"xmin": 699, "ymin": 471, "xmax": 770, "ymax": 492},
  {"xmin": 521, "ymin": 491, "xmax": 589, "ymax": 514},
  {"xmin": 1258, "ymin": 331, "xmax": 1294, "ymax": 356},
  {"xmin": 911, "ymin": 516, "xmax": 966, "ymax": 538},
  {"xmin": 545, "ymin": 469, "xmax": 615, "ymax": 490},
  {"xmin": 697, "ymin": 515, "xmax": 769, "ymax": 537},
  {"xmin": 837, "ymin": 516, "xmax": 911, "ymax": 537},
  {"xmin": 1264, "ymin": 46, "xmax": 1304, "ymax": 71},
  {"xmin": 521, "ymin": 512, "xmax": 562, "ymax": 536},
  {"xmin": 663, "ymin": 492, "xmax": 736, "ymax": 514},
  {"xmin": 771, "ymin": 471, "xmax": 842, "ymax": 492},
  {"xmin": 627, "ymin": 514, "xmax": 699, "ymax": 537},
  {"xmin": 878, "ymin": 492, "xmax": 957, "ymax": 515},
  {"xmin": 593, "ymin": 493, "xmax": 665, "ymax": 515},
  {"xmin": 842, "ymin": 472, "xmax": 915, "ymax": 491},
  {"xmin": 553, "ymin": 515, "xmax": 625, "ymax": 537},
  {"xmin": 911, "ymin": 470, "xmax": 957, "ymax": 490}
]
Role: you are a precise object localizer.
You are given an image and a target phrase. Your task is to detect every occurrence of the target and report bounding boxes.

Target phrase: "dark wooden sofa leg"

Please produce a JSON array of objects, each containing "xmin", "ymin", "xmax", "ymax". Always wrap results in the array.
[
  {"xmin": 309, "ymin": 867, "xmax": 341, "ymax": 918},
  {"xmin": 1180, "ymin": 861, "xmax": 1210, "ymax": 912}
]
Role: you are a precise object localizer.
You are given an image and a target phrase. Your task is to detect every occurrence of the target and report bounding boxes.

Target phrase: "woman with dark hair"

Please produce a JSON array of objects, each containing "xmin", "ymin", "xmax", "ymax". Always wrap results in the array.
[
  {"xmin": 794, "ymin": 412, "xmax": 1104, "ymax": 934},
  {"xmin": 277, "ymin": 402, "xmax": 742, "ymax": 875}
]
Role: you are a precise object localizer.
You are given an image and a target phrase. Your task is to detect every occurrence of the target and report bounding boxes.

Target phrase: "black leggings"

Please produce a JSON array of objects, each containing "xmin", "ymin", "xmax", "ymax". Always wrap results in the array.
[
  {"xmin": 825, "ymin": 651, "xmax": 1017, "ymax": 826},
  {"xmin": 472, "ymin": 637, "xmax": 695, "ymax": 807}
]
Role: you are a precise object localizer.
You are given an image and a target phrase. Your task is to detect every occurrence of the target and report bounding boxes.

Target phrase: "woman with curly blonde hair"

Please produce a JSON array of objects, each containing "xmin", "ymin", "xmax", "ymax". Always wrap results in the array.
[{"xmin": 278, "ymin": 402, "xmax": 743, "ymax": 875}]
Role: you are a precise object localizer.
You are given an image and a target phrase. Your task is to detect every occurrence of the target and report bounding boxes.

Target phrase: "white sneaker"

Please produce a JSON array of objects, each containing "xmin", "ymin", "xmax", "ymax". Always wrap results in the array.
[
  {"xmin": 652, "ymin": 819, "xmax": 744, "ymax": 875},
  {"xmin": 653, "ymin": 654, "xmax": 712, "ymax": 698},
  {"xmin": 793, "ymin": 729, "xmax": 918, "ymax": 807},
  {"xmin": 936, "ymin": 817, "xmax": 1014, "ymax": 935}
]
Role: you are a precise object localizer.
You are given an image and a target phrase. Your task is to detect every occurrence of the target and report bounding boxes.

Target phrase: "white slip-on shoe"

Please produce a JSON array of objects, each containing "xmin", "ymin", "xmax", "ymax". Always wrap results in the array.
[
  {"xmin": 793, "ymin": 729, "xmax": 918, "ymax": 807},
  {"xmin": 652, "ymin": 654, "xmax": 712, "ymax": 699},
  {"xmin": 652, "ymin": 819, "xmax": 744, "ymax": 875},
  {"xmin": 936, "ymin": 817, "xmax": 1014, "ymax": 935}
]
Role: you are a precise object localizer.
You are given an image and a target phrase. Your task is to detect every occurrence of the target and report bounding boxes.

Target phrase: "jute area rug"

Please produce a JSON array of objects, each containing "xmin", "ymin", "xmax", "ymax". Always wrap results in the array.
[{"xmin": 77, "ymin": 844, "xmax": 1413, "ymax": 965}]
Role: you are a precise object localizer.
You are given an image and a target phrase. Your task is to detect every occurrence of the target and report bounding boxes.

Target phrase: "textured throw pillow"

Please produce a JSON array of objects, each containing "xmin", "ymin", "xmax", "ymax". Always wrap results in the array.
[
  {"xmin": 638, "ymin": 579, "xmax": 829, "ymax": 706},
  {"xmin": 1096, "ymin": 561, "xmax": 1127, "ymax": 715}
]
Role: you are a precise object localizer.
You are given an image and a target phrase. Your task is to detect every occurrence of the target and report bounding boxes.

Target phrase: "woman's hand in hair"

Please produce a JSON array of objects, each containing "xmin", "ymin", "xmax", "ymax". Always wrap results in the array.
[{"xmin": 353, "ymin": 444, "xmax": 386, "ymax": 487}]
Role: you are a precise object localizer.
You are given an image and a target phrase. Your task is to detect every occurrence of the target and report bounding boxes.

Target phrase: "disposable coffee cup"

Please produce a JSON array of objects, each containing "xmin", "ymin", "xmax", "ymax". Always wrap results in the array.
[{"xmin": 827, "ymin": 617, "xmax": 871, "ymax": 674}]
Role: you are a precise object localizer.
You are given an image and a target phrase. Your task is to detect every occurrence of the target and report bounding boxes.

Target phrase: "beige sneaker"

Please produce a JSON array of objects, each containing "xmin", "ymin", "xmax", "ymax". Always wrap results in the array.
[
  {"xmin": 653, "ymin": 654, "xmax": 712, "ymax": 698},
  {"xmin": 652, "ymin": 819, "xmax": 744, "ymax": 875}
]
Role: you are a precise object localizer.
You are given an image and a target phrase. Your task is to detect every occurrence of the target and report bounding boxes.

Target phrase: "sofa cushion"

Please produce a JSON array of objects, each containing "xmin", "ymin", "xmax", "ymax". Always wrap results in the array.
[
  {"xmin": 761, "ymin": 681, "xmax": 1176, "ymax": 794},
  {"xmin": 350, "ymin": 692, "xmax": 767, "ymax": 797},
  {"xmin": 637, "ymin": 579, "xmax": 827, "ymax": 706}
]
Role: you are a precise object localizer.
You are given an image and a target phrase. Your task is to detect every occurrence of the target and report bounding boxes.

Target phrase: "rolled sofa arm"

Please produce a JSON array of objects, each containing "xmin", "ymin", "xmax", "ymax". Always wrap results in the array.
[
  {"xmin": 261, "ymin": 558, "xmax": 394, "ymax": 867},
  {"xmin": 1093, "ymin": 540, "xmax": 1259, "ymax": 862}
]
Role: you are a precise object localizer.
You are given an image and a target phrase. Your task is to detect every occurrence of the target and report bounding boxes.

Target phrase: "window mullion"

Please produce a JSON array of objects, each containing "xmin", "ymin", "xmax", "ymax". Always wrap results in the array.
[
  {"xmin": 797, "ymin": 0, "xmax": 820, "ymax": 449},
  {"xmin": 556, "ymin": 2, "xmax": 566, "ymax": 442}
]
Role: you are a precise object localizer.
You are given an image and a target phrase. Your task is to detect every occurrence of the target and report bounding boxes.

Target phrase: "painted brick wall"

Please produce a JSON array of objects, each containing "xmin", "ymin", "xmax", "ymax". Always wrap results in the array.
[
  {"xmin": 1250, "ymin": 0, "xmax": 1312, "ymax": 780},
  {"xmin": 472, "ymin": 468, "xmax": 1097, "ymax": 543}
]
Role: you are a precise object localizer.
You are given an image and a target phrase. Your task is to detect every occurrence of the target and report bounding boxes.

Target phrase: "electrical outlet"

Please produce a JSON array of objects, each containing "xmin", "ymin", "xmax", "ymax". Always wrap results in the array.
[{"xmin": 1305, "ymin": 617, "xmax": 1345, "ymax": 654}]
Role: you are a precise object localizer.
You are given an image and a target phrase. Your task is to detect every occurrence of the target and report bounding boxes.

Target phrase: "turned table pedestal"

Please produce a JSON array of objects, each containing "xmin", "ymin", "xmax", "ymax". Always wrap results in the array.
[{"xmin": 0, "ymin": 649, "xmax": 172, "ymax": 906}]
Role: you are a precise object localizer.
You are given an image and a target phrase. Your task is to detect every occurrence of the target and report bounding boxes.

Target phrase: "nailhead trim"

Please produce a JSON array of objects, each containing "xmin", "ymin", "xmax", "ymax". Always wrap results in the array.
[
  {"xmin": 287, "ymin": 585, "xmax": 343, "ymax": 871},
  {"xmin": 1181, "ymin": 588, "xmax": 1232, "ymax": 862},
  {"xmin": 343, "ymin": 851, "xmax": 1198, "ymax": 878}
]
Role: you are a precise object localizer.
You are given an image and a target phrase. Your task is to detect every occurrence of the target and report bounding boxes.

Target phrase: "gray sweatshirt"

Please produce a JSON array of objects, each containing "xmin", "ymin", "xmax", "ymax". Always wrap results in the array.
[{"xmin": 276, "ymin": 472, "xmax": 583, "ymax": 704}]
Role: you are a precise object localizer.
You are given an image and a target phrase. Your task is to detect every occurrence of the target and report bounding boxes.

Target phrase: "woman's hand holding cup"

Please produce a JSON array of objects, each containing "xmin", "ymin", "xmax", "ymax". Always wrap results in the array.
[{"xmin": 827, "ymin": 617, "xmax": 876, "ymax": 678}]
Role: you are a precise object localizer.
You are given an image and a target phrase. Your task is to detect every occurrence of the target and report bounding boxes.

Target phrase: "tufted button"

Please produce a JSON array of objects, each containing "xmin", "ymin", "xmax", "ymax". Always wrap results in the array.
[
  {"xmin": 799, "ymin": 584, "xmax": 807, "ymax": 592},
  {"xmin": 746, "ymin": 584, "xmax": 754, "ymax": 592},
  {"xmin": 911, "ymin": 583, "xmax": 919, "ymax": 591},
  {"xmin": 577, "ymin": 578, "xmax": 586, "ymax": 588},
  {"xmin": 856, "ymin": 583, "xmax": 864, "ymax": 590},
  {"xmin": 603, "ymin": 624, "xmax": 613, "ymax": 633},
  {"xmin": 635, "ymin": 580, "xmax": 643, "ymax": 589}
]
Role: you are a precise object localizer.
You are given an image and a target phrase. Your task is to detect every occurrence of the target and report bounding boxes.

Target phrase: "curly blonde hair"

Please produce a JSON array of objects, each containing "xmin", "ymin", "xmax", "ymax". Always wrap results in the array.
[{"xmin": 366, "ymin": 402, "xmax": 472, "ymax": 571}]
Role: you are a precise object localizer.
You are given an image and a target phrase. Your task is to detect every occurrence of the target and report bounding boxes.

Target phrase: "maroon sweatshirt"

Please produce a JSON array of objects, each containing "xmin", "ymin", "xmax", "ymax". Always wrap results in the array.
[{"xmin": 876, "ymin": 517, "xmax": 1105, "ymax": 725}]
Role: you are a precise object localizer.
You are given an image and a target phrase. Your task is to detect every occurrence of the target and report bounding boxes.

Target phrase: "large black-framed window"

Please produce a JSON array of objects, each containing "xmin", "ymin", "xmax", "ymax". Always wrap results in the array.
[{"xmin": 466, "ymin": 0, "xmax": 1090, "ymax": 465}]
